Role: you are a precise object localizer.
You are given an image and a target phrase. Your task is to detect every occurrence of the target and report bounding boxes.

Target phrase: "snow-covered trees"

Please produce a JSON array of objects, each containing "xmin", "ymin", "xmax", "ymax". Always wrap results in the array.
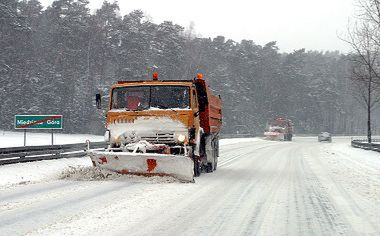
[{"xmin": 0, "ymin": 0, "xmax": 373, "ymax": 135}]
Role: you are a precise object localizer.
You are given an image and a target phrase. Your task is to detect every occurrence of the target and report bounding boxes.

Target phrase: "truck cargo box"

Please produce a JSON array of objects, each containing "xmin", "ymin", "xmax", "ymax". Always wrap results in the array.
[{"xmin": 195, "ymin": 78, "xmax": 222, "ymax": 134}]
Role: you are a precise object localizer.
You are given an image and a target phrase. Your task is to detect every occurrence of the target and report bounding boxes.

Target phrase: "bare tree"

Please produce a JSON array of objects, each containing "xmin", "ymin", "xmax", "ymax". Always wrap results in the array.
[
  {"xmin": 342, "ymin": 1, "xmax": 380, "ymax": 142},
  {"xmin": 350, "ymin": 53, "xmax": 380, "ymax": 142}
]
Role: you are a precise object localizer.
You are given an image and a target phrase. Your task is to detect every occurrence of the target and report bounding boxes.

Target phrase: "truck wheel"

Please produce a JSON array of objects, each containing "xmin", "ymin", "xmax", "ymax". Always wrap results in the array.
[
  {"xmin": 194, "ymin": 159, "xmax": 201, "ymax": 177},
  {"xmin": 205, "ymin": 142, "xmax": 214, "ymax": 173},
  {"xmin": 213, "ymin": 137, "xmax": 218, "ymax": 171},
  {"xmin": 214, "ymin": 155, "xmax": 218, "ymax": 171},
  {"xmin": 206, "ymin": 137, "xmax": 217, "ymax": 173},
  {"xmin": 206, "ymin": 163, "xmax": 213, "ymax": 173}
]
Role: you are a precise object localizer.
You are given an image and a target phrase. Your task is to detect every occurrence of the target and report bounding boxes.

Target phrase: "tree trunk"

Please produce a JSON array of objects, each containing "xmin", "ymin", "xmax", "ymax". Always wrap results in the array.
[{"xmin": 367, "ymin": 77, "xmax": 372, "ymax": 143}]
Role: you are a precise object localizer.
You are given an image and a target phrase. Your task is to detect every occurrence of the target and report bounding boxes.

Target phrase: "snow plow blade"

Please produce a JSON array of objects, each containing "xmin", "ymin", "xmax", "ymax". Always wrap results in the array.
[
  {"xmin": 88, "ymin": 151, "xmax": 194, "ymax": 182},
  {"xmin": 264, "ymin": 131, "xmax": 282, "ymax": 141}
]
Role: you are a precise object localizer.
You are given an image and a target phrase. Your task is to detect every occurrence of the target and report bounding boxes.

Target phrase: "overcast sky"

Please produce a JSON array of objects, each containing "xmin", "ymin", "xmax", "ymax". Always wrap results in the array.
[{"xmin": 39, "ymin": 0, "xmax": 356, "ymax": 53}]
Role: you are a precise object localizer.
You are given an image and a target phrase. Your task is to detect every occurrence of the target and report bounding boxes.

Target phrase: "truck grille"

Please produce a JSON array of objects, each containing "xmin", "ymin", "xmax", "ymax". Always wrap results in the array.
[{"xmin": 141, "ymin": 133, "xmax": 175, "ymax": 144}]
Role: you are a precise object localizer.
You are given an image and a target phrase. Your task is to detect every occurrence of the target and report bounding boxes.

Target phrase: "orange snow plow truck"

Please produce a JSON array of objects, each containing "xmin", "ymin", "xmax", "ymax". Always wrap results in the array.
[
  {"xmin": 89, "ymin": 73, "xmax": 222, "ymax": 182},
  {"xmin": 264, "ymin": 117, "xmax": 293, "ymax": 141}
]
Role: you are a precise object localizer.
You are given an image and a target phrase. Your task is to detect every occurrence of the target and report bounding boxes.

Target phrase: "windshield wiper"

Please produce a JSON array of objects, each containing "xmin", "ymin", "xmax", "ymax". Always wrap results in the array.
[
  {"xmin": 154, "ymin": 104, "xmax": 179, "ymax": 113},
  {"xmin": 124, "ymin": 108, "xmax": 139, "ymax": 112}
]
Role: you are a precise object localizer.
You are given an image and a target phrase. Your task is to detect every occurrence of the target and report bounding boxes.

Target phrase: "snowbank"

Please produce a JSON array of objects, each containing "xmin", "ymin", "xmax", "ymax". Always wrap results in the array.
[
  {"xmin": 0, "ymin": 130, "xmax": 103, "ymax": 148},
  {"xmin": 0, "ymin": 157, "xmax": 92, "ymax": 187},
  {"xmin": 0, "ymin": 131, "xmax": 103, "ymax": 187}
]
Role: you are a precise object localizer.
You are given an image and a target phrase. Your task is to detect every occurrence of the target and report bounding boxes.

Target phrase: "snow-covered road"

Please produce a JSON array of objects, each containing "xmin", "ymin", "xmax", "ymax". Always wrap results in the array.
[{"xmin": 1, "ymin": 137, "xmax": 379, "ymax": 235}]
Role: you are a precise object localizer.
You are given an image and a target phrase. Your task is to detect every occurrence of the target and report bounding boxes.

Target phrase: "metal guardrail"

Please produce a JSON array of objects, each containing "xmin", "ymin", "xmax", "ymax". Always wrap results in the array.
[
  {"xmin": 351, "ymin": 139, "xmax": 380, "ymax": 152},
  {"xmin": 0, "ymin": 141, "xmax": 107, "ymax": 165}
]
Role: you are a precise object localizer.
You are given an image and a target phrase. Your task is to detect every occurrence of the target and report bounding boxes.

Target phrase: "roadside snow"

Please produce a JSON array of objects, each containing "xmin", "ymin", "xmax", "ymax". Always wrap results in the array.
[
  {"xmin": 0, "ymin": 131, "xmax": 103, "ymax": 187},
  {"xmin": 320, "ymin": 141, "xmax": 380, "ymax": 203},
  {"xmin": 0, "ymin": 157, "xmax": 92, "ymax": 187},
  {"xmin": 0, "ymin": 130, "xmax": 103, "ymax": 148},
  {"xmin": 0, "ymin": 134, "xmax": 261, "ymax": 187}
]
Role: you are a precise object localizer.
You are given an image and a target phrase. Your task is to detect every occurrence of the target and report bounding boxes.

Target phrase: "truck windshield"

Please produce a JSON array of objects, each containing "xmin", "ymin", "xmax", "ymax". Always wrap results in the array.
[{"xmin": 111, "ymin": 85, "xmax": 190, "ymax": 111}]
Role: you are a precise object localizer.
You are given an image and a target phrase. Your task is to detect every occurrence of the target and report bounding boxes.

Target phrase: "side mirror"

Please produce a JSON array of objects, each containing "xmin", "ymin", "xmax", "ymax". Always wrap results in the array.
[{"xmin": 95, "ymin": 94, "xmax": 101, "ymax": 109}]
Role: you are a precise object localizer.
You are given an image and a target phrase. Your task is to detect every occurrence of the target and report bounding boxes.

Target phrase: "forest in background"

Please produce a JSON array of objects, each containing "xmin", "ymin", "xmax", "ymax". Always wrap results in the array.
[{"xmin": 1, "ymin": 0, "xmax": 379, "ymax": 135}]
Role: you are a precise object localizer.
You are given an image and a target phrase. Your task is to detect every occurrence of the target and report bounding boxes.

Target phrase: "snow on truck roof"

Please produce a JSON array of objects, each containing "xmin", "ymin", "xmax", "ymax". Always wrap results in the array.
[{"xmin": 113, "ymin": 80, "xmax": 195, "ymax": 88}]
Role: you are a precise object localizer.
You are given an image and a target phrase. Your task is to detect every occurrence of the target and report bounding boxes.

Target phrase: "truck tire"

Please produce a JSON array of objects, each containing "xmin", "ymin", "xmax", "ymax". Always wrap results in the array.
[
  {"xmin": 194, "ymin": 158, "xmax": 202, "ymax": 177},
  {"xmin": 206, "ymin": 135, "xmax": 219, "ymax": 173},
  {"xmin": 205, "ymin": 139, "xmax": 214, "ymax": 173},
  {"xmin": 203, "ymin": 134, "xmax": 213, "ymax": 173},
  {"xmin": 206, "ymin": 162, "xmax": 213, "ymax": 173},
  {"xmin": 213, "ymin": 136, "xmax": 219, "ymax": 171},
  {"xmin": 191, "ymin": 146, "xmax": 201, "ymax": 177}
]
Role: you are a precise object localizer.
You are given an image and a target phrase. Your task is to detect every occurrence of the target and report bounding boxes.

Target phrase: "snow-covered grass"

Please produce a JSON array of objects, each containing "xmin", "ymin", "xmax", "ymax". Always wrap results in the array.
[{"xmin": 0, "ymin": 130, "xmax": 103, "ymax": 148}]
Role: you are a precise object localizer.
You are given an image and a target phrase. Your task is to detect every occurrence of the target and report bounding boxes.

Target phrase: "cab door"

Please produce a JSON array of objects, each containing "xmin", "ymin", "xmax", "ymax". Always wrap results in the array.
[{"xmin": 191, "ymin": 87, "xmax": 200, "ymax": 136}]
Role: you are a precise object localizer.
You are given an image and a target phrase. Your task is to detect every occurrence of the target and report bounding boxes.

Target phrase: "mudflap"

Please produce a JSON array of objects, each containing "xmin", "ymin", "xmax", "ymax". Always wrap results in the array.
[{"xmin": 88, "ymin": 150, "xmax": 195, "ymax": 182}]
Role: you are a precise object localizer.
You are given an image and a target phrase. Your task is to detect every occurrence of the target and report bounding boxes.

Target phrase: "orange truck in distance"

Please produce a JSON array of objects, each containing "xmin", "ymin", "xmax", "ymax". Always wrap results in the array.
[
  {"xmin": 264, "ymin": 117, "xmax": 293, "ymax": 141},
  {"xmin": 89, "ymin": 73, "xmax": 222, "ymax": 182}
]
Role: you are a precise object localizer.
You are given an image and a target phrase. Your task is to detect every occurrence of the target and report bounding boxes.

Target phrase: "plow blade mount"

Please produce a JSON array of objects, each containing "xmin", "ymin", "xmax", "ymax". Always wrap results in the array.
[{"xmin": 88, "ymin": 151, "xmax": 194, "ymax": 182}]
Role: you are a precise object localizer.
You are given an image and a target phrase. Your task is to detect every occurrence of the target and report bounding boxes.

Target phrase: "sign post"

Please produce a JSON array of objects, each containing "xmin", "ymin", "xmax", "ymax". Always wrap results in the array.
[{"xmin": 15, "ymin": 115, "xmax": 63, "ymax": 145}]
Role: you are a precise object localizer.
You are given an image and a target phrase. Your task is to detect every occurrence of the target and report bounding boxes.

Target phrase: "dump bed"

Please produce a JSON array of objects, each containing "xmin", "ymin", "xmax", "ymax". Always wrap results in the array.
[{"xmin": 196, "ymin": 79, "xmax": 222, "ymax": 134}]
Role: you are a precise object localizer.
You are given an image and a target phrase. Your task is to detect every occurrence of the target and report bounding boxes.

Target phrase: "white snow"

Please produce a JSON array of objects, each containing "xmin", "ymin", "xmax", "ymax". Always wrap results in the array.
[
  {"xmin": 0, "ymin": 130, "xmax": 103, "ymax": 148},
  {"xmin": 0, "ymin": 134, "xmax": 262, "ymax": 187},
  {"xmin": 0, "ymin": 131, "xmax": 101, "ymax": 187},
  {"xmin": 219, "ymin": 137, "xmax": 263, "ymax": 145},
  {"xmin": 0, "ymin": 157, "xmax": 92, "ymax": 187},
  {"xmin": 0, "ymin": 134, "xmax": 379, "ymax": 235},
  {"xmin": 107, "ymin": 117, "xmax": 188, "ymax": 144}
]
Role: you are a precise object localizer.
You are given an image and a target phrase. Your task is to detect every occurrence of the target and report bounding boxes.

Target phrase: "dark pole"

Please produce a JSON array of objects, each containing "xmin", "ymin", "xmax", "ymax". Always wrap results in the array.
[
  {"xmin": 51, "ymin": 129, "xmax": 54, "ymax": 145},
  {"xmin": 368, "ymin": 74, "xmax": 372, "ymax": 144}
]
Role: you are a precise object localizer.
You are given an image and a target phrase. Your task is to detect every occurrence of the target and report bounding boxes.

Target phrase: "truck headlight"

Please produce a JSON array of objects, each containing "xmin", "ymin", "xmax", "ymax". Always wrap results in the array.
[
  {"xmin": 104, "ymin": 130, "xmax": 110, "ymax": 142},
  {"xmin": 177, "ymin": 134, "xmax": 186, "ymax": 143}
]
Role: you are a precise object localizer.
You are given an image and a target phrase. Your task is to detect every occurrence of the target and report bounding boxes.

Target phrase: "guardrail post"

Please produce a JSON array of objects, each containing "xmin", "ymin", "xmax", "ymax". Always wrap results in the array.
[
  {"xmin": 24, "ymin": 129, "xmax": 26, "ymax": 146},
  {"xmin": 51, "ymin": 129, "xmax": 54, "ymax": 145},
  {"xmin": 86, "ymin": 140, "xmax": 90, "ymax": 151}
]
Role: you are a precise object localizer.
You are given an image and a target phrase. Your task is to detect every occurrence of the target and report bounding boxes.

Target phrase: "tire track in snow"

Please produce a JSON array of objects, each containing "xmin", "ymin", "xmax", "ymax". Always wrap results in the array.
[
  {"xmin": 236, "ymin": 145, "xmax": 294, "ymax": 236},
  {"xmin": 123, "ymin": 142, "xmax": 292, "ymax": 236},
  {"xmin": 0, "ymin": 181, "xmax": 88, "ymax": 211},
  {"xmin": 0, "ymin": 181, "xmax": 137, "ymax": 235},
  {"xmin": 218, "ymin": 142, "xmax": 283, "ymax": 167},
  {"xmin": 0, "ymin": 181, "xmax": 74, "ymax": 202},
  {"xmin": 304, "ymin": 145, "xmax": 380, "ymax": 235},
  {"xmin": 300, "ymin": 151, "xmax": 349, "ymax": 236},
  {"xmin": 196, "ymin": 145, "xmax": 291, "ymax": 236}
]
